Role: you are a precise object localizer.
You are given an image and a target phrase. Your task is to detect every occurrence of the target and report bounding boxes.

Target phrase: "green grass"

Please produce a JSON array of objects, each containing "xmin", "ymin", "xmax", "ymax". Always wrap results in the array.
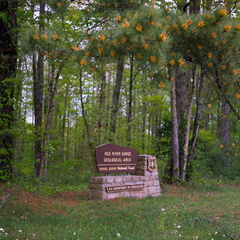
[{"xmin": 0, "ymin": 184, "xmax": 239, "ymax": 240}]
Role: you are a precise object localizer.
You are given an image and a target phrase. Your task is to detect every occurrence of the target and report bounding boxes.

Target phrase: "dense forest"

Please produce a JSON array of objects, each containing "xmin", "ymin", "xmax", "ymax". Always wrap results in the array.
[{"xmin": 0, "ymin": 0, "xmax": 239, "ymax": 188}]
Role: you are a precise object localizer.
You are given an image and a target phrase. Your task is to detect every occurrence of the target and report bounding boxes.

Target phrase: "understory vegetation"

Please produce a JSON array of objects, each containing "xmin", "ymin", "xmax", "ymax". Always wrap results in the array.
[
  {"xmin": 1, "ymin": 182, "xmax": 239, "ymax": 240},
  {"xmin": 1, "ymin": 0, "xmax": 240, "ymax": 186}
]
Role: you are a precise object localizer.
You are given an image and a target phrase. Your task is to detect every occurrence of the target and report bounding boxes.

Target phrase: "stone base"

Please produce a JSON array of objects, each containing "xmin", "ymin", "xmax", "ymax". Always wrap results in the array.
[
  {"xmin": 88, "ymin": 175, "xmax": 161, "ymax": 200},
  {"xmin": 88, "ymin": 155, "xmax": 161, "ymax": 200}
]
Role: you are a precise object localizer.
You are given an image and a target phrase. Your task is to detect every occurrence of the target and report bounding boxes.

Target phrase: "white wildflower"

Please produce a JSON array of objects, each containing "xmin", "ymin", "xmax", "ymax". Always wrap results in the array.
[
  {"xmin": 177, "ymin": 225, "xmax": 181, "ymax": 229},
  {"xmin": 0, "ymin": 228, "xmax": 4, "ymax": 232},
  {"xmin": 117, "ymin": 233, "xmax": 121, "ymax": 237}
]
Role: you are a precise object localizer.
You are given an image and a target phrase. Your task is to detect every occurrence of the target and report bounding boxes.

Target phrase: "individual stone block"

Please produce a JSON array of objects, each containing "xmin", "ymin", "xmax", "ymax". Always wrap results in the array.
[
  {"xmin": 97, "ymin": 184, "xmax": 108, "ymax": 191},
  {"xmin": 153, "ymin": 180, "xmax": 160, "ymax": 186},
  {"xmin": 114, "ymin": 176, "xmax": 125, "ymax": 183},
  {"xmin": 130, "ymin": 188, "xmax": 148, "ymax": 198},
  {"xmin": 88, "ymin": 183, "xmax": 97, "ymax": 189},
  {"xmin": 134, "ymin": 181, "xmax": 144, "ymax": 185},
  {"xmin": 106, "ymin": 192, "xmax": 120, "ymax": 200},
  {"xmin": 106, "ymin": 177, "xmax": 115, "ymax": 183},
  {"xmin": 148, "ymin": 186, "xmax": 161, "ymax": 195},
  {"xmin": 136, "ymin": 165, "xmax": 145, "ymax": 171},
  {"xmin": 119, "ymin": 191, "xmax": 131, "ymax": 198},
  {"xmin": 123, "ymin": 176, "xmax": 133, "ymax": 182},
  {"xmin": 94, "ymin": 177, "xmax": 107, "ymax": 184},
  {"xmin": 132, "ymin": 175, "xmax": 141, "ymax": 181},
  {"xmin": 144, "ymin": 181, "xmax": 154, "ymax": 187}
]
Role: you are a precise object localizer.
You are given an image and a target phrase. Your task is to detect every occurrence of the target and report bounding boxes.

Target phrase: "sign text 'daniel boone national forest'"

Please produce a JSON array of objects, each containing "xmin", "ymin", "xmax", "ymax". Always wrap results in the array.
[{"xmin": 95, "ymin": 144, "xmax": 138, "ymax": 174}]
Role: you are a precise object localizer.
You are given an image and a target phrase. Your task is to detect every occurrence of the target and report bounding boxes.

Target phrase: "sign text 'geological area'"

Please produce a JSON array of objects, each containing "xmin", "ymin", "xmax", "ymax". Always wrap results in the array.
[{"xmin": 95, "ymin": 144, "xmax": 138, "ymax": 173}]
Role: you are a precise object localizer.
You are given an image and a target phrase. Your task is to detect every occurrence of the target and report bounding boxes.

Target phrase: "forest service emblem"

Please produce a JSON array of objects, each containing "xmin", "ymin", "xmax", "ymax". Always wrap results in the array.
[{"xmin": 147, "ymin": 156, "xmax": 157, "ymax": 172}]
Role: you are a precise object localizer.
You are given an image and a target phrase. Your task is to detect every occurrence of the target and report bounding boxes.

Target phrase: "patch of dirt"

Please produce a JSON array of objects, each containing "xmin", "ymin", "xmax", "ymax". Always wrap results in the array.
[{"xmin": 1, "ymin": 186, "xmax": 89, "ymax": 216}]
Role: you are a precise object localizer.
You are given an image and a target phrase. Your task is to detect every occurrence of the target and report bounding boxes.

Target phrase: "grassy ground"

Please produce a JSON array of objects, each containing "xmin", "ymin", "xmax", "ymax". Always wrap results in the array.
[{"xmin": 0, "ymin": 183, "xmax": 239, "ymax": 240}]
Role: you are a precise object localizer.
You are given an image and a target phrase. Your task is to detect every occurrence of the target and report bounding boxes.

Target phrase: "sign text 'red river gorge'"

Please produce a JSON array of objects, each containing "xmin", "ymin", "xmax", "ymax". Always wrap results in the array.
[{"xmin": 95, "ymin": 144, "xmax": 138, "ymax": 174}]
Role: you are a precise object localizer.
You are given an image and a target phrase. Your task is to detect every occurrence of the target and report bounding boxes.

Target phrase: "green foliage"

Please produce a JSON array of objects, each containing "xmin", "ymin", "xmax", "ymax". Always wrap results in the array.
[
  {"xmin": 189, "ymin": 129, "xmax": 240, "ymax": 181},
  {"xmin": 5, "ymin": 0, "xmax": 239, "ymax": 185}
]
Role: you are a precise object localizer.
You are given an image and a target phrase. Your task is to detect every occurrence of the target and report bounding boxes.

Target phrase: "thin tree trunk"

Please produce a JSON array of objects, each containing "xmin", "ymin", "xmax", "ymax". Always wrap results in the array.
[
  {"xmin": 34, "ymin": 0, "xmax": 45, "ymax": 179},
  {"xmin": 126, "ymin": 56, "xmax": 134, "ymax": 145},
  {"xmin": 43, "ymin": 64, "xmax": 55, "ymax": 180},
  {"xmin": 171, "ymin": 76, "xmax": 180, "ymax": 182},
  {"xmin": 181, "ymin": 65, "xmax": 197, "ymax": 182},
  {"xmin": 79, "ymin": 68, "xmax": 97, "ymax": 175},
  {"xmin": 141, "ymin": 70, "xmax": 147, "ymax": 152},
  {"xmin": 33, "ymin": 52, "xmax": 43, "ymax": 177},
  {"xmin": 220, "ymin": 99, "xmax": 230, "ymax": 145},
  {"xmin": 66, "ymin": 109, "xmax": 70, "ymax": 162},
  {"xmin": 39, "ymin": 61, "xmax": 64, "ymax": 183},
  {"xmin": 188, "ymin": 69, "xmax": 205, "ymax": 168},
  {"xmin": 109, "ymin": 58, "xmax": 125, "ymax": 140},
  {"xmin": 61, "ymin": 83, "xmax": 69, "ymax": 162},
  {"xmin": 98, "ymin": 71, "xmax": 106, "ymax": 142},
  {"xmin": 126, "ymin": 56, "xmax": 141, "ymax": 146}
]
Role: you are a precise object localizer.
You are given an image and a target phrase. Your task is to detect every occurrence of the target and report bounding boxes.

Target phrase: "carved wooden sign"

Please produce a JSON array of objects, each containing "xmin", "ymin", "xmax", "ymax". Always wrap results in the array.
[
  {"xmin": 147, "ymin": 156, "xmax": 157, "ymax": 172},
  {"xmin": 95, "ymin": 144, "xmax": 138, "ymax": 174}
]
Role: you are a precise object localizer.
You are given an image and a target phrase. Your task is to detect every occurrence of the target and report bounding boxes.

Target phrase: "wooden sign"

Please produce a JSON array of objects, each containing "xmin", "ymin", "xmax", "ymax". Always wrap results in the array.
[{"xmin": 95, "ymin": 143, "xmax": 138, "ymax": 174}]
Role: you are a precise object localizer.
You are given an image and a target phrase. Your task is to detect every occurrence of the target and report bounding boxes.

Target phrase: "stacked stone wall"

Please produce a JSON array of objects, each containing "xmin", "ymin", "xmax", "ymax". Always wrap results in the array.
[{"xmin": 88, "ymin": 155, "xmax": 161, "ymax": 200}]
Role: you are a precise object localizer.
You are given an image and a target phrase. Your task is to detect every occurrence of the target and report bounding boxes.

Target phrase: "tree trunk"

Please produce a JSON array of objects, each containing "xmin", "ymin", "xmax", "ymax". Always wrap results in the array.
[
  {"xmin": 109, "ymin": 58, "xmax": 125, "ymax": 140},
  {"xmin": 79, "ymin": 68, "xmax": 97, "ymax": 175},
  {"xmin": 61, "ymin": 83, "xmax": 69, "ymax": 162},
  {"xmin": 14, "ymin": 59, "xmax": 23, "ymax": 166},
  {"xmin": 189, "ymin": 0, "xmax": 201, "ymax": 14},
  {"xmin": 127, "ymin": 56, "xmax": 134, "ymax": 146},
  {"xmin": 181, "ymin": 65, "xmax": 197, "ymax": 182},
  {"xmin": 220, "ymin": 99, "xmax": 230, "ymax": 145},
  {"xmin": 188, "ymin": 69, "xmax": 205, "ymax": 177},
  {"xmin": 0, "ymin": 0, "xmax": 18, "ymax": 181},
  {"xmin": 40, "ymin": 61, "xmax": 64, "ymax": 183},
  {"xmin": 34, "ymin": 0, "xmax": 45, "ymax": 178},
  {"xmin": 141, "ymin": 71, "xmax": 147, "ymax": 153},
  {"xmin": 171, "ymin": 75, "xmax": 180, "ymax": 182},
  {"xmin": 42, "ymin": 64, "xmax": 55, "ymax": 181},
  {"xmin": 98, "ymin": 71, "xmax": 107, "ymax": 142}
]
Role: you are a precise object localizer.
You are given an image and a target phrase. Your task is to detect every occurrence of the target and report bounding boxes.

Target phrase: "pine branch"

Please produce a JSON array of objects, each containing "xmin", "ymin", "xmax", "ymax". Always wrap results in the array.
[{"xmin": 214, "ymin": 71, "xmax": 240, "ymax": 121}]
